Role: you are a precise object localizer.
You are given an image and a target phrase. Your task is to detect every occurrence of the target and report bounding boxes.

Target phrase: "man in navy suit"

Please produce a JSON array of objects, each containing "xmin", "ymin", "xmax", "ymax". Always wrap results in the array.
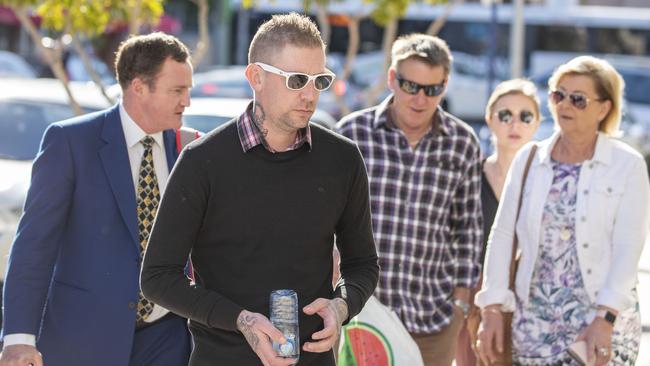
[{"xmin": 0, "ymin": 32, "xmax": 193, "ymax": 366}]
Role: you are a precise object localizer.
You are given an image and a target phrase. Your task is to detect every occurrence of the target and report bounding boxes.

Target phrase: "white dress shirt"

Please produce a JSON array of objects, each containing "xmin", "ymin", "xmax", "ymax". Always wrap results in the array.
[
  {"xmin": 476, "ymin": 132, "xmax": 650, "ymax": 314},
  {"xmin": 4, "ymin": 103, "xmax": 171, "ymax": 348}
]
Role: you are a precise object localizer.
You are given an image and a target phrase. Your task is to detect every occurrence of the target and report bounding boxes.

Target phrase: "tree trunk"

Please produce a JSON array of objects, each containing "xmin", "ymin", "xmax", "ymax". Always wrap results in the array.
[
  {"xmin": 365, "ymin": 16, "xmax": 398, "ymax": 107},
  {"xmin": 129, "ymin": 0, "xmax": 143, "ymax": 35},
  {"xmin": 15, "ymin": 6, "xmax": 83, "ymax": 116},
  {"xmin": 426, "ymin": 0, "xmax": 462, "ymax": 36},
  {"xmin": 70, "ymin": 32, "xmax": 115, "ymax": 105},
  {"xmin": 314, "ymin": 3, "xmax": 330, "ymax": 48},
  {"xmin": 342, "ymin": 16, "xmax": 361, "ymax": 81},
  {"xmin": 332, "ymin": 15, "xmax": 363, "ymax": 118},
  {"xmin": 191, "ymin": 0, "xmax": 210, "ymax": 69}
]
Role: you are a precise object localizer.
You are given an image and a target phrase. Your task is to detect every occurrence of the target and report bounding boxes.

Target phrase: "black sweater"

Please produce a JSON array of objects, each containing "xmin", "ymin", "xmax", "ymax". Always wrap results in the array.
[{"xmin": 141, "ymin": 120, "xmax": 379, "ymax": 365}]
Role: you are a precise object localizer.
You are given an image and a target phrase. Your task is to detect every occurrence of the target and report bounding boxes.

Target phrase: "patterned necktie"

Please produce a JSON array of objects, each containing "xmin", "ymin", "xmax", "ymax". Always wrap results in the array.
[{"xmin": 135, "ymin": 136, "xmax": 160, "ymax": 323}]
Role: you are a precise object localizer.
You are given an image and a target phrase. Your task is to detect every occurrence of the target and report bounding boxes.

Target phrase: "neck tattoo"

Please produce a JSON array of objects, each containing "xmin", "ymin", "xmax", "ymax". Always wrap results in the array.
[{"xmin": 252, "ymin": 102, "xmax": 268, "ymax": 137}]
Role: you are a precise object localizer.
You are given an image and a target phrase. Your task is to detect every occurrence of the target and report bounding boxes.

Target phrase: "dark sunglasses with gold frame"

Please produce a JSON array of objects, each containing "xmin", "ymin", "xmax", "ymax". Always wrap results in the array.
[{"xmin": 549, "ymin": 89, "xmax": 606, "ymax": 110}]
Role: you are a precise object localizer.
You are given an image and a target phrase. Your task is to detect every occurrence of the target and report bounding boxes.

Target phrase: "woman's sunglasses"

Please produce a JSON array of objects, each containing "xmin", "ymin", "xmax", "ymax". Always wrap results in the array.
[
  {"xmin": 396, "ymin": 76, "xmax": 446, "ymax": 97},
  {"xmin": 495, "ymin": 109, "xmax": 536, "ymax": 124},
  {"xmin": 549, "ymin": 90, "xmax": 604, "ymax": 110},
  {"xmin": 255, "ymin": 62, "xmax": 335, "ymax": 91}
]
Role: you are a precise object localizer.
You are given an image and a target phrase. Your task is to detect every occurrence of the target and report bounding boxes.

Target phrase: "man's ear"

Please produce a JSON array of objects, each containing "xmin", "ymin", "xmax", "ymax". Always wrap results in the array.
[
  {"xmin": 387, "ymin": 68, "xmax": 396, "ymax": 92},
  {"xmin": 245, "ymin": 64, "xmax": 263, "ymax": 93},
  {"xmin": 130, "ymin": 77, "xmax": 147, "ymax": 97}
]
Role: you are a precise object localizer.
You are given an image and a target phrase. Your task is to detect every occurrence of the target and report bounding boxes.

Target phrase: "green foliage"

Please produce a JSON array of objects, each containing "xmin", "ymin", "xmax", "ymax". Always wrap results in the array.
[
  {"xmin": 302, "ymin": 0, "xmax": 338, "ymax": 12},
  {"xmin": 2, "ymin": 0, "xmax": 164, "ymax": 36},
  {"xmin": 37, "ymin": 0, "xmax": 110, "ymax": 35},
  {"xmin": 241, "ymin": 0, "xmax": 254, "ymax": 9},
  {"xmin": 119, "ymin": 0, "xmax": 165, "ymax": 27},
  {"xmin": 368, "ymin": 0, "xmax": 448, "ymax": 26},
  {"xmin": 0, "ymin": 0, "xmax": 39, "ymax": 6}
]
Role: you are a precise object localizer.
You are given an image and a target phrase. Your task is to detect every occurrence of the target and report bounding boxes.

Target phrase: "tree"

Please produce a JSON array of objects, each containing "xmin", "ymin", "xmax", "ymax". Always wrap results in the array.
[
  {"xmin": 0, "ymin": 0, "xmax": 164, "ymax": 115},
  {"xmin": 190, "ymin": 0, "xmax": 211, "ymax": 69},
  {"xmin": 1, "ymin": 0, "xmax": 83, "ymax": 114}
]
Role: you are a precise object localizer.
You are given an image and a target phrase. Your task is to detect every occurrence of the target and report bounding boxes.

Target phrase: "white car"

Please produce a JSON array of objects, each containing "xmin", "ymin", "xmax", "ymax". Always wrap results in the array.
[
  {"xmin": 0, "ymin": 78, "xmax": 110, "ymax": 282},
  {"xmin": 182, "ymin": 97, "xmax": 337, "ymax": 132},
  {"xmin": 0, "ymin": 51, "xmax": 36, "ymax": 78}
]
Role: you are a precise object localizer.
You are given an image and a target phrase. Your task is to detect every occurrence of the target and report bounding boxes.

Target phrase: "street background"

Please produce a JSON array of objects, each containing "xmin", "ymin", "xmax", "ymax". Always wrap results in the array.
[{"xmin": 1, "ymin": 0, "xmax": 650, "ymax": 364}]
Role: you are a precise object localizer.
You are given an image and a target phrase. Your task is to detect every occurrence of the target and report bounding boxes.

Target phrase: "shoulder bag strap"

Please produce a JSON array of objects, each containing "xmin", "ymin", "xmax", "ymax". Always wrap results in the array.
[{"xmin": 508, "ymin": 144, "xmax": 538, "ymax": 291}]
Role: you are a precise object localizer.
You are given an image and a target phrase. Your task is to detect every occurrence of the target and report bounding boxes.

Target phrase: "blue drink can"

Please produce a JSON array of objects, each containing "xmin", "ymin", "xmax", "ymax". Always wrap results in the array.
[{"xmin": 270, "ymin": 289, "xmax": 300, "ymax": 359}]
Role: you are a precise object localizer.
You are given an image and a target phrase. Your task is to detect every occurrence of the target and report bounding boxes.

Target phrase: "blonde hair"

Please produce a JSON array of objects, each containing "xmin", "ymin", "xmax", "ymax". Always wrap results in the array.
[
  {"xmin": 248, "ymin": 12, "xmax": 325, "ymax": 64},
  {"xmin": 548, "ymin": 56, "xmax": 624, "ymax": 136},
  {"xmin": 485, "ymin": 78, "xmax": 540, "ymax": 122}
]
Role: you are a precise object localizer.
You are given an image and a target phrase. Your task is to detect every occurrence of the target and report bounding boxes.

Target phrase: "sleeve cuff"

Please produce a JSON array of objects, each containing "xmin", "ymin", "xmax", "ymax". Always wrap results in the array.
[
  {"xmin": 595, "ymin": 287, "xmax": 635, "ymax": 312},
  {"xmin": 474, "ymin": 288, "xmax": 516, "ymax": 312},
  {"xmin": 3, "ymin": 334, "xmax": 36, "ymax": 348}
]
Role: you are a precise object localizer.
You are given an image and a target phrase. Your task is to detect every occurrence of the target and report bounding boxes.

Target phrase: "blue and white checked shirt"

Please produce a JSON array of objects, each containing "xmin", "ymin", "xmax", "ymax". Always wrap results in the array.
[{"xmin": 337, "ymin": 97, "xmax": 483, "ymax": 333}]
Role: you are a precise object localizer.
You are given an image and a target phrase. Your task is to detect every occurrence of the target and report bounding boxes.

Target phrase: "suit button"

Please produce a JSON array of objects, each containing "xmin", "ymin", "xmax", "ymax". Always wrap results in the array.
[{"xmin": 128, "ymin": 301, "xmax": 136, "ymax": 309}]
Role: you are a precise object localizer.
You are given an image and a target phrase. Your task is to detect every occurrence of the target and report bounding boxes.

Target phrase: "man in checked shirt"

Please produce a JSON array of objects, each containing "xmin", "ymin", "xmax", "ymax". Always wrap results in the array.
[{"xmin": 337, "ymin": 33, "xmax": 483, "ymax": 365}]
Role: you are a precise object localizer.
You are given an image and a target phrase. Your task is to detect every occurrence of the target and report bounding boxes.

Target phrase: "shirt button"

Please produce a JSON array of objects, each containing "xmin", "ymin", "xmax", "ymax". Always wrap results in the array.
[
  {"xmin": 583, "ymin": 243, "xmax": 589, "ymax": 248},
  {"xmin": 581, "ymin": 216, "xmax": 586, "ymax": 222},
  {"xmin": 400, "ymin": 140, "xmax": 407, "ymax": 148},
  {"xmin": 587, "ymin": 269, "xmax": 592, "ymax": 275},
  {"xmin": 583, "ymin": 189, "xmax": 589, "ymax": 195},
  {"xmin": 128, "ymin": 301, "xmax": 136, "ymax": 309},
  {"xmin": 607, "ymin": 187, "xmax": 613, "ymax": 193},
  {"xmin": 589, "ymin": 163, "xmax": 594, "ymax": 169}
]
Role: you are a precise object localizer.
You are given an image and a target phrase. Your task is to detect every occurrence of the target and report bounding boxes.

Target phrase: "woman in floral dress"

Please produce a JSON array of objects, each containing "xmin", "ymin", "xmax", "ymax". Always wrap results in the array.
[{"xmin": 474, "ymin": 56, "xmax": 649, "ymax": 365}]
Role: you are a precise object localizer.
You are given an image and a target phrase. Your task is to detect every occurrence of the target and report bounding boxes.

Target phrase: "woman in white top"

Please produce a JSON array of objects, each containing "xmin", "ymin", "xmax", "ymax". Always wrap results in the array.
[{"xmin": 475, "ymin": 56, "xmax": 650, "ymax": 365}]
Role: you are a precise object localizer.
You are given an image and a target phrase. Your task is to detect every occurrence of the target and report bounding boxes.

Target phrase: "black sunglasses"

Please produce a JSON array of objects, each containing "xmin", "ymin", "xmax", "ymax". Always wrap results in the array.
[
  {"xmin": 549, "ymin": 90, "xmax": 604, "ymax": 110},
  {"xmin": 495, "ymin": 108, "xmax": 536, "ymax": 124},
  {"xmin": 396, "ymin": 75, "xmax": 446, "ymax": 97}
]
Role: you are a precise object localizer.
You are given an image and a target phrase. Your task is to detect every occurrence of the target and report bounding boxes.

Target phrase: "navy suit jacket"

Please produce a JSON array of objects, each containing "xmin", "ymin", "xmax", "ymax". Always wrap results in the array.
[{"xmin": 2, "ymin": 105, "xmax": 184, "ymax": 366}]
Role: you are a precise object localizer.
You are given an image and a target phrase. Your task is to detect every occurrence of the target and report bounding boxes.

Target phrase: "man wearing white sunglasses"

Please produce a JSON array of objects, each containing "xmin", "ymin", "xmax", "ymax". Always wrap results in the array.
[{"xmin": 140, "ymin": 12, "xmax": 379, "ymax": 366}]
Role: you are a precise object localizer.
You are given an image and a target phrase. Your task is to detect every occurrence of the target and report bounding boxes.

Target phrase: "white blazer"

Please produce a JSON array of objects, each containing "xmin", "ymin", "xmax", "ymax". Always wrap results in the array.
[{"xmin": 475, "ymin": 132, "xmax": 650, "ymax": 312}]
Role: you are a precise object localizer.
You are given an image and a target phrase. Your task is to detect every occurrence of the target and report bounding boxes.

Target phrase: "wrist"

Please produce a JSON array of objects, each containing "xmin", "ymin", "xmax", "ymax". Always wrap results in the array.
[
  {"xmin": 452, "ymin": 298, "xmax": 471, "ymax": 318},
  {"xmin": 595, "ymin": 309, "xmax": 617, "ymax": 326},
  {"xmin": 481, "ymin": 307, "xmax": 502, "ymax": 317},
  {"xmin": 333, "ymin": 298, "xmax": 349, "ymax": 323},
  {"xmin": 236, "ymin": 310, "xmax": 251, "ymax": 331}
]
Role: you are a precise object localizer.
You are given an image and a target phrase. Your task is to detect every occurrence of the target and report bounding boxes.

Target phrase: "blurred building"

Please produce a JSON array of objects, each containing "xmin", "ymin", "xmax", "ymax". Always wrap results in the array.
[{"xmin": 582, "ymin": 0, "xmax": 649, "ymax": 7}]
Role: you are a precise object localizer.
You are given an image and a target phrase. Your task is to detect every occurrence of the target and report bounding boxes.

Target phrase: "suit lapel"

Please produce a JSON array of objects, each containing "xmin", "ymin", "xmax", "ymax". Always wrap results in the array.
[
  {"xmin": 162, "ymin": 129, "xmax": 179, "ymax": 171},
  {"xmin": 98, "ymin": 105, "xmax": 140, "ymax": 248}
]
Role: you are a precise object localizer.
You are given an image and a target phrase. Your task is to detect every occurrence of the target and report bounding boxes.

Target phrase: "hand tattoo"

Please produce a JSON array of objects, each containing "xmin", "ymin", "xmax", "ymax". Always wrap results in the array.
[
  {"xmin": 329, "ymin": 298, "xmax": 349, "ymax": 337},
  {"xmin": 252, "ymin": 102, "xmax": 268, "ymax": 137},
  {"xmin": 237, "ymin": 313, "xmax": 260, "ymax": 350}
]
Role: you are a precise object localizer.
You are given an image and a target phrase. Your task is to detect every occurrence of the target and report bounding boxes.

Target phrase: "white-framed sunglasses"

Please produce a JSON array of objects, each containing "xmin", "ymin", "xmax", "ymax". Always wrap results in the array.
[{"xmin": 254, "ymin": 62, "xmax": 336, "ymax": 91}]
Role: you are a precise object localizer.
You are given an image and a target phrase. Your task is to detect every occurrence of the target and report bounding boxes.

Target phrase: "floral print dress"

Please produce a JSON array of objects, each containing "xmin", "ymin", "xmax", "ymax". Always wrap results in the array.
[{"xmin": 512, "ymin": 161, "xmax": 640, "ymax": 365}]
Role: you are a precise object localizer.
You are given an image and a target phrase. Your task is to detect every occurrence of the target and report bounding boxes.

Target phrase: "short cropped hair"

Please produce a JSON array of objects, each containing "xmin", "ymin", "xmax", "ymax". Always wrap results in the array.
[
  {"xmin": 485, "ymin": 78, "xmax": 540, "ymax": 121},
  {"xmin": 390, "ymin": 33, "xmax": 453, "ymax": 76},
  {"xmin": 548, "ymin": 56, "xmax": 624, "ymax": 136},
  {"xmin": 115, "ymin": 32, "xmax": 190, "ymax": 90},
  {"xmin": 248, "ymin": 12, "xmax": 325, "ymax": 64}
]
